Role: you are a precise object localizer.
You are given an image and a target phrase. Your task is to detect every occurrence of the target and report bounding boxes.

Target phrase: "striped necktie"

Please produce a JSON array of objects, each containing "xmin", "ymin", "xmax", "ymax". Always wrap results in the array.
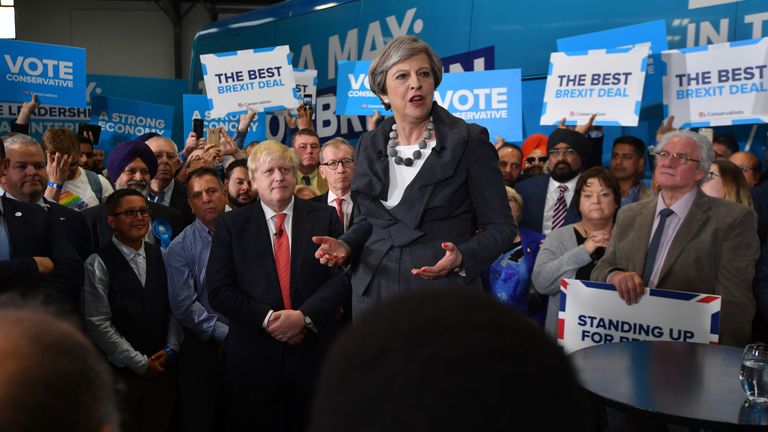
[{"xmin": 551, "ymin": 184, "xmax": 568, "ymax": 230}]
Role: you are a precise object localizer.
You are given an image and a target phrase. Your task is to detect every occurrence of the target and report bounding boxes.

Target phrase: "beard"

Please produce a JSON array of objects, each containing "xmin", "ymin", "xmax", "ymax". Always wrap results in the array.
[
  {"xmin": 523, "ymin": 166, "xmax": 545, "ymax": 177},
  {"xmin": 228, "ymin": 192, "xmax": 251, "ymax": 208},
  {"xmin": 119, "ymin": 180, "xmax": 149, "ymax": 196},
  {"xmin": 550, "ymin": 161, "xmax": 579, "ymax": 183}
]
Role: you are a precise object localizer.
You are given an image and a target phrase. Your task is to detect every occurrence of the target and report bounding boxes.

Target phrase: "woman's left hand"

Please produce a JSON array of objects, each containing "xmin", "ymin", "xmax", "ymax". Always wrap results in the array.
[{"xmin": 411, "ymin": 242, "xmax": 463, "ymax": 279}]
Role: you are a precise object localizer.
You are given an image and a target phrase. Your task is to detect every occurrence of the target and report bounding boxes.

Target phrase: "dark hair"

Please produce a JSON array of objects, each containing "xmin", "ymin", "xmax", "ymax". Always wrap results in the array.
[
  {"xmin": 292, "ymin": 128, "xmax": 319, "ymax": 145},
  {"xmin": 0, "ymin": 135, "xmax": 5, "ymax": 159},
  {"xmin": 0, "ymin": 307, "xmax": 117, "ymax": 432},
  {"xmin": 77, "ymin": 135, "xmax": 93, "ymax": 147},
  {"xmin": 105, "ymin": 188, "xmax": 146, "ymax": 216},
  {"xmin": 713, "ymin": 134, "xmax": 739, "ymax": 155},
  {"xmin": 573, "ymin": 167, "xmax": 621, "ymax": 215},
  {"xmin": 612, "ymin": 135, "xmax": 646, "ymax": 157},
  {"xmin": 224, "ymin": 159, "xmax": 248, "ymax": 181},
  {"xmin": 188, "ymin": 166, "xmax": 223, "ymax": 187},
  {"xmin": 310, "ymin": 288, "xmax": 593, "ymax": 432}
]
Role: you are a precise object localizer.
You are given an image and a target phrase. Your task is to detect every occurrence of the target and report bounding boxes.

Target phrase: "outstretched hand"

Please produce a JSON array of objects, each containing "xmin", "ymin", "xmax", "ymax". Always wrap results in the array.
[
  {"xmin": 656, "ymin": 116, "xmax": 676, "ymax": 142},
  {"xmin": 312, "ymin": 236, "xmax": 350, "ymax": 266},
  {"xmin": 411, "ymin": 242, "xmax": 463, "ymax": 279},
  {"xmin": 558, "ymin": 113, "xmax": 597, "ymax": 134}
]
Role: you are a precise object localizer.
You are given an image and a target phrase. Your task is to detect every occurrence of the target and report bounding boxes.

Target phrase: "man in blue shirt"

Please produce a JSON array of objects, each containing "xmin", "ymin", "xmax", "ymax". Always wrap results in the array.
[{"xmin": 165, "ymin": 167, "xmax": 229, "ymax": 432}]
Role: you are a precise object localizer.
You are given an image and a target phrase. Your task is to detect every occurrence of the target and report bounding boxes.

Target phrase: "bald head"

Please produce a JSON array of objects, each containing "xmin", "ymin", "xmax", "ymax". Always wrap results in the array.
[{"xmin": 0, "ymin": 309, "xmax": 116, "ymax": 432}]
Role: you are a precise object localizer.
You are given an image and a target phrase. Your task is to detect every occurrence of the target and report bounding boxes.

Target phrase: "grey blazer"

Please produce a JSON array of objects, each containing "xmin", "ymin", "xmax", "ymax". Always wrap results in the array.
[
  {"xmin": 532, "ymin": 224, "xmax": 594, "ymax": 337},
  {"xmin": 592, "ymin": 189, "xmax": 760, "ymax": 346},
  {"xmin": 341, "ymin": 103, "xmax": 516, "ymax": 318}
]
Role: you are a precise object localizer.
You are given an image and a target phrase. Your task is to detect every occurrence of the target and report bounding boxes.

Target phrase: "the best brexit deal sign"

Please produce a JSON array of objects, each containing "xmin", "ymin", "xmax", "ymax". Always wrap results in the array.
[
  {"xmin": 0, "ymin": 40, "xmax": 86, "ymax": 108},
  {"xmin": 541, "ymin": 45, "xmax": 649, "ymax": 127},
  {"xmin": 200, "ymin": 45, "xmax": 299, "ymax": 118},
  {"xmin": 662, "ymin": 37, "xmax": 768, "ymax": 128},
  {"xmin": 335, "ymin": 60, "xmax": 388, "ymax": 116},
  {"xmin": 558, "ymin": 279, "xmax": 721, "ymax": 354},
  {"xmin": 435, "ymin": 69, "xmax": 522, "ymax": 142}
]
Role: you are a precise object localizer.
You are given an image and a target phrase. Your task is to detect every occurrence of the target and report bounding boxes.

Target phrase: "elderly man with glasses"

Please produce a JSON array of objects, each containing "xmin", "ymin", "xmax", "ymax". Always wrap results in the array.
[
  {"xmin": 593, "ymin": 130, "xmax": 760, "ymax": 347},
  {"xmin": 312, "ymin": 138, "xmax": 357, "ymax": 232}
]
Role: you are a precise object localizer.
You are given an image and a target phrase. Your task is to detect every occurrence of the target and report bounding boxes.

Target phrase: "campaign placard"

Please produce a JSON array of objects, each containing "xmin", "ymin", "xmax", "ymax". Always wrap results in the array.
[
  {"xmin": 335, "ymin": 60, "xmax": 389, "ymax": 116},
  {"xmin": 661, "ymin": 38, "xmax": 768, "ymax": 128},
  {"xmin": 557, "ymin": 20, "xmax": 668, "ymax": 105},
  {"xmin": 182, "ymin": 94, "xmax": 266, "ymax": 146},
  {"xmin": 541, "ymin": 44, "xmax": 650, "ymax": 127},
  {"xmin": 90, "ymin": 95, "xmax": 174, "ymax": 152},
  {"xmin": 558, "ymin": 279, "xmax": 721, "ymax": 354},
  {"xmin": 200, "ymin": 45, "xmax": 299, "ymax": 117},
  {"xmin": 434, "ymin": 69, "xmax": 522, "ymax": 142},
  {"xmin": 0, "ymin": 39, "xmax": 87, "ymax": 107},
  {"xmin": 292, "ymin": 68, "xmax": 318, "ymax": 111}
]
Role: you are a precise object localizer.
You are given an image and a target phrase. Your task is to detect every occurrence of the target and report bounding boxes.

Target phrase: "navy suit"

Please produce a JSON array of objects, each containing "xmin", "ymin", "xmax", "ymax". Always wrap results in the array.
[
  {"xmin": 514, "ymin": 175, "xmax": 580, "ymax": 234},
  {"xmin": 0, "ymin": 196, "xmax": 82, "ymax": 308},
  {"xmin": 341, "ymin": 103, "xmax": 516, "ymax": 318},
  {"xmin": 206, "ymin": 198, "xmax": 349, "ymax": 431},
  {"xmin": 167, "ymin": 181, "xmax": 195, "ymax": 228},
  {"xmin": 43, "ymin": 197, "xmax": 93, "ymax": 260}
]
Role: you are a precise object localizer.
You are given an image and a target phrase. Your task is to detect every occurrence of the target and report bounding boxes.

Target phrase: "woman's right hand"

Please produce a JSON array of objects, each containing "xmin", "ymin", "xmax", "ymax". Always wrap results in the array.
[
  {"xmin": 583, "ymin": 231, "xmax": 610, "ymax": 255},
  {"xmin": 312, "ymin": 236, "xmax": 350, "ymax": 267}
]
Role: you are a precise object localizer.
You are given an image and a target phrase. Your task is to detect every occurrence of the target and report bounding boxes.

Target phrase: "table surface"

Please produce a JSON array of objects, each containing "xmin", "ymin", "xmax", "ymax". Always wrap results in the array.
[{"xmin": 570, "ymin": 341, "xmax": 768, "ymax": 430}]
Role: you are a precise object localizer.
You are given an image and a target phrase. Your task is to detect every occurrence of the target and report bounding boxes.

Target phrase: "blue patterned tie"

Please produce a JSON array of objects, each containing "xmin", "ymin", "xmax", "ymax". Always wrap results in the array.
[{"xmin": 642, "ymin": 208, "xmax": 675, "ymax": 286}]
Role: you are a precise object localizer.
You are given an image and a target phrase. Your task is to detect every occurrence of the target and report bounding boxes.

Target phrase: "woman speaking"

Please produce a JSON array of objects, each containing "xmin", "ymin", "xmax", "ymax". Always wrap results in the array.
[{"xmin": 314, "ymin": 36, "xmax": 515, "ymax": 317}]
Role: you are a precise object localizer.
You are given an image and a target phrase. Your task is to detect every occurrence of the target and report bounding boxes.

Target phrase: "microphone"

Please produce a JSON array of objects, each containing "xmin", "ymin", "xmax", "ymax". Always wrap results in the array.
[{"xmin": 274, "ymin": 228, "xmax": 284, "ymax": 237}]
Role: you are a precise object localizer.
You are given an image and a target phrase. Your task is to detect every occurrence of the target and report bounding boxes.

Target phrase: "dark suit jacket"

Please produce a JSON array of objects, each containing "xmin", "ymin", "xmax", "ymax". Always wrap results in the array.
[
  {"xmin": 206, "ymin": 198, "xmax": 349, "ymax": 403},
  {"xmin": 0, "ymin": 196, "xmax": 82, "ymax": 307},
  {"xmin": 310, "ymin": 192, "xmax": 356, "ymax": 230},
  {"xmin": 43, "ymin": 198, "xmax": 93, "ymax": 260},
  {"xmin": 592, "ymin": 189, "xmax": 760, "ymax": 346},
  {"xmin": 82, "ymin": 201, "xmax": 183, "ymax": 251},
  {"xmin": 514, "ymin": 175, "xmax": 580, "ymax": 234},
  {"xmin": 340, "ymin": 103, "xmax": 516, "ymax": 317},
  {"xmin": 167, "ymin": 180, "xmax": 195, "ymax": 228}
]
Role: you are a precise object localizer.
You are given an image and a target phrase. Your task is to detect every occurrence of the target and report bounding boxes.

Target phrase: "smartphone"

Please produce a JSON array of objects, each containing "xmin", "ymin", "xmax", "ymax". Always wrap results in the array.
[
  {"xmin": 206, "ymin": 127, "xmax": 221, "ymax": 147},
  {"xmin": 303, "ymin": 94, "xmax": 313, "ymax": 109},
  {"xmin": 77, "ymin": 123, "xmax": 102, "ymax": 145},
  {"xmin": 699, "ymin": 127, "xmax": 714, "ymax": 143},
  {"xmin": 193, "ymin": 118, "xmax": 204, "ymax": 139}
]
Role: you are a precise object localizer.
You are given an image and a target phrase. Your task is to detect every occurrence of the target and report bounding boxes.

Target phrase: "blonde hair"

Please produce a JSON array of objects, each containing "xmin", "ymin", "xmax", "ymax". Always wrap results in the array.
[
  {"xmin": 505, "ymin": 186, "xmax": 523, "ymax": 210},
  {"xmin": 247, "ymin": 140, "xmax": 297, "ymax": 179},
  {"xmin": 713, "ymin": 159, "xmax": 753, "ymax": 208}
]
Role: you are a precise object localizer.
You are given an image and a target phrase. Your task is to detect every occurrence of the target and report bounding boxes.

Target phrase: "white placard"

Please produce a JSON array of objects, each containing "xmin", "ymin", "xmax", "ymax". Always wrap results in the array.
[
  {"xmin": 661, "ymin": 38, "xmax": 768, "ymax": 128},
  {"xmin": 200, "ymin": 45, "xmax": 299, "ymax": 117},
  {"xmin": 541, "ymin": 44, "xmax": 650, "ymax": 127},
  {"xmin": 559, "ymin": 279, "xmax": 721, "ymax": 354}
]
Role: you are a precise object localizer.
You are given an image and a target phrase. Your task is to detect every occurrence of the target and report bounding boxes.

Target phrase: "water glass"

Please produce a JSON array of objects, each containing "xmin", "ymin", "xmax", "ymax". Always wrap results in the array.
[{"xmin": 741, "ymin": 343, "xmax": 768, "ymax": 404}]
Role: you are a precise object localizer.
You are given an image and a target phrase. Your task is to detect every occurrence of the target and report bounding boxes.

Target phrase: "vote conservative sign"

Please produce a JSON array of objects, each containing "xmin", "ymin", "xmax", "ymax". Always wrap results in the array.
[
  {"xmin": 335, "ymin": 60, "xmax": 389, "ymax": 116},
  {"xmin": 200, "ymin": 45, "xmax": 299, "ymax": 117},
  {"xmin": 0, "ymin": 39, "xmax": 87, "ymax": 108},
  {"xmin": 182, "ymin": 94, "xmax": 266, "ymax": 145},
  {"xmin": 435, "ymin": 69, "xmax": 522, "ymax": 142},
  {"xmin": 558, "ymin": 279, "xmax": 721, "ymax": 354},
  {"xmin": 541, "ymin": 44, "xmax": 650, "ymax": 127},
  {"xmin": 661, "ymin": 37, "xmax": 768, "ymax": 128},
  {"xmin": 91, "ymin": 95, "xmax": 174, "ymax": 152}
]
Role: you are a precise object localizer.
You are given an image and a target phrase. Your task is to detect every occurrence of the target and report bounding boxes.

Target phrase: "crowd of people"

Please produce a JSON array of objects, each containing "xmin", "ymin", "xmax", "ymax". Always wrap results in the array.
[{"xmin": 1, "ymin": 35, "xmax": 767, "ymax": 431}]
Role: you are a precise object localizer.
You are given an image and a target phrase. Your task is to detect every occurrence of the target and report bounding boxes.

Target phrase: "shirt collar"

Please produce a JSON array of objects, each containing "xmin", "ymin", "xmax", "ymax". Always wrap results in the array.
[
  {"xmin": 655, "ymin": 188, "xmax": 697, "ymax": 217},
  {"xmin": 327, "ymin": 190, "xmax": 351, "ymax": 204},
  {"xmin": 3, "ymin": 191, "xmax": 47, "ymax": 209},
  {"xmin": 112, "ymin": 235, "xmax": 146, "ymax": 260},
  {"xmin": 260, "ymin": 196, "xmax": 295, "ymax": 221},
  {"xmin": 192, "ymin": 218, "xmax": 214, "ymax": 237},
  {"xmin": 547, "ymin": 174, "xmax": 581, "ymax": 194}
]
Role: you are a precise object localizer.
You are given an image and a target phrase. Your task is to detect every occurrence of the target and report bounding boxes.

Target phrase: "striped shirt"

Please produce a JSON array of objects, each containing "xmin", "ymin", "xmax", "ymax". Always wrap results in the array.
[{"xmin": 165, "ymin": 219, "xmax": 229, "ymax": 343}]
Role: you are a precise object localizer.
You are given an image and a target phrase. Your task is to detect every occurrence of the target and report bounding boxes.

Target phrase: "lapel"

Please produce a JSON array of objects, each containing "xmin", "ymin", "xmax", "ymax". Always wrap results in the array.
[
  {"xmin": 290, "ymin": 199, "xmax": 312, "ymax": 298},
  {"xmin": 657, "ymin": 190, "xmax": 709, "ymax": 283},
  {"xmin": 2, "ymin": 197, "xmax": 30, "ymax": 258},
  {"xmin": 628, "ymin": 198, "xmax": 657, "ymax": 273}
]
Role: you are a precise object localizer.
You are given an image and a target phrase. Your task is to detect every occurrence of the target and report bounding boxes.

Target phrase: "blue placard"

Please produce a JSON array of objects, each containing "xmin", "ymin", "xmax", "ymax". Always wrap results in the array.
[
  {"xmin": 435, "ymin": 69, "xmax": 523, "ymax": 142},
  {"xmin": 335, "ymin": 61, "xmax": 390, "ymax": 116},
  {"xmin": 0, "ymin": 39, "xmax": 87, "ymax": 108},
  {"xmin": 183, "ymin": 94, "xmax": 266, "ymax": 146},
  {"xmin": 557, "ymin": 20, "xmax": 668, "ymax": 105},
  {"xmin": 90, "ymin": 95, "xmax": 174, "ymax": 153}
]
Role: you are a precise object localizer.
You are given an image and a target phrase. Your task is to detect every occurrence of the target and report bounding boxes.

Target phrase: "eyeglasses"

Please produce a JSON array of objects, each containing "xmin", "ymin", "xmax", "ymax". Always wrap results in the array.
[
  {"xmin": 548, "ymin": 148, "xmax": 577, "ymax": 158},
  {"xmin": 111, "ymin": 207, "xmax": 151, "ymax": 219},
  {"xmin": 654, "ymin": 151, "xmax": 700, "ymax": 165},
  {"xmin": 321, "ymin": 158, "xmax": 355, "ymax": 170},
  {"xmin": 736, "ymin": 165, "xmax": 755, "ymax": 174},
  {"xmin": 524, "ymin": 156, "xmax": 548, "ymax": 165},
  {"xmin": 703, "ymin": 171, "xmax": 721, "ymax": 183},
  {"xmin": 154, "ymin": 152, "xmax": 178, "ymax": 161},
  {"xmin": 124, "ymin": 167, "xmax": 151, "ymax": 177}
]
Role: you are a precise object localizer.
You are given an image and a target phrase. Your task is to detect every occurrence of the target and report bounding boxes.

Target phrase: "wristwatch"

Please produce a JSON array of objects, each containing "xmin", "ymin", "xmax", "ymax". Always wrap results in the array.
[{"xmin": 304, "ymin": 314, "xmax": 319, "ymax": 334}]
